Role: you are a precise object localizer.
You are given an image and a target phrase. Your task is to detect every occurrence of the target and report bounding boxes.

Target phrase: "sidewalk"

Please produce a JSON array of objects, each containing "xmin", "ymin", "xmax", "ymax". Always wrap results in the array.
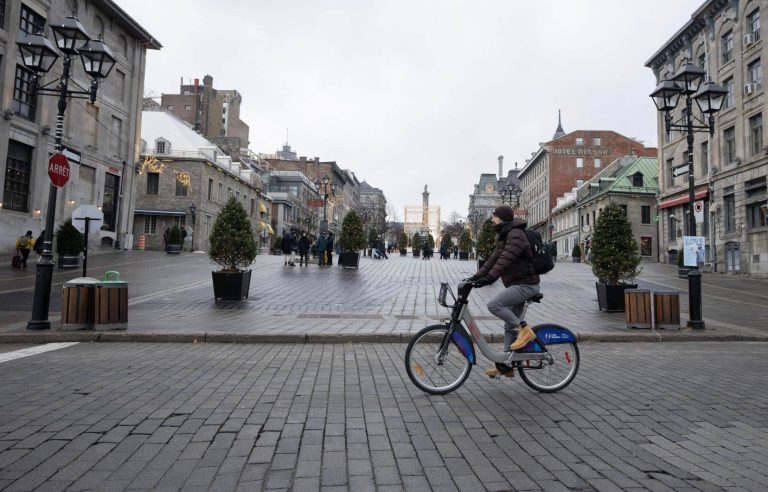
[{"xmin": 1, "ymin": 251, "xmax": 766, "ymax": 343}]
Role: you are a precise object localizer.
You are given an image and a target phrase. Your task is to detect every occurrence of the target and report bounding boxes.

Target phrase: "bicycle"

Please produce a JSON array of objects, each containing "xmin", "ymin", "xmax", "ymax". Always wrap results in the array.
[{"xmin": 404, "ymin": 281, "xmax": 580, "ymax": 395}]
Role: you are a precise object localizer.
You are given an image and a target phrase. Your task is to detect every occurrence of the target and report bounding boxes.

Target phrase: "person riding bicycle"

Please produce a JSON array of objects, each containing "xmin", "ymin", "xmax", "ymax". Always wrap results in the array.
[{"xmin": 466, "ymin": 205, "xmax": 540, "ymax": 378}]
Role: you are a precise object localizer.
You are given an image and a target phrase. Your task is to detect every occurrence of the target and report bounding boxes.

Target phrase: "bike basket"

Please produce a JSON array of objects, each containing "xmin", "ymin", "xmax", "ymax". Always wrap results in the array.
[{"xmin": 437, "ymin": 282, "xmax": 456, "ymax": 307}]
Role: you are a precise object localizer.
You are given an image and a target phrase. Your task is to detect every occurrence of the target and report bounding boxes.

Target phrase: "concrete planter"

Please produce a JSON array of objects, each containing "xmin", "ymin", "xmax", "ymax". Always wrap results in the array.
[
  {"xmin": 166, "ymin": 244, "xmax": 182, "ymax": 255},
  {"xmin": 57, "ymin": 255, "xmax": 80, "ymax": 269},
  {"xmin": 212, "ymin": 270, "xmax": 252, "ymax": 301},
  {"xmin": 596, "ymin": 282, "xmax": 637, "ymax": 312},
  {"xmin": 339, "ymin": 252, "xmax": 361, "ymax": 269}
]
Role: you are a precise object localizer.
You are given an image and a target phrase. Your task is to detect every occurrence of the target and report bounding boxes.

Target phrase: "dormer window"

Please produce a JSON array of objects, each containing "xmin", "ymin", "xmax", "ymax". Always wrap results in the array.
[
  {"xmin": 155, "ymin": 138, "xmax": 170, "ymax": 154},
  {"xmin": 632, "ymin": 172, "xmax": 644, "ymax": 187}
]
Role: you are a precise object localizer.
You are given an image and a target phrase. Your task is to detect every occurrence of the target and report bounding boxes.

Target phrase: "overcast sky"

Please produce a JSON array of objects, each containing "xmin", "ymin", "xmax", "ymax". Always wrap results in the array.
[{"xmin": 123, "ymin": 0, "xmax": 702, "ymax": 219}]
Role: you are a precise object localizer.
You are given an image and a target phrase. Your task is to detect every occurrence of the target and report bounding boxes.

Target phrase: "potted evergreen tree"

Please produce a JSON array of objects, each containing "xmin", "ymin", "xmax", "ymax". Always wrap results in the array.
[
  {"xmin": 591, "ymin": 202, "xmax": 642, "ymax": 312},
  {"xmin": 571, "ymin": 244, "xmax": 582, "ymax": 263},
  {"xmin": 209, "ymin": 197, "xmax": 257, "ymax": 300},
  {"xmin": 458, "ymin": 229, "xmax": 472, "ymax": 260},
  {"xmin": 398, "ymin": 231, "xmax": 408, "ymax": 256},
  {"xmin": 476, "ymin": 218, "xmax": 495, "ymax": 269},
  {"xmin": 56, "ymin": 219, "xmax": 83, "ymax": 269},
  {"xmin": 166, "ymin": 225, "xmax": 183, "ymax": 255},
  {"xmin": 273, "ymin": 235, "xmax": 283, "ymax": 255},
  {"xmin": 339, "ymin": 210, "xmax": 367, "ymax": 269},
  {"xmin": 411, "ymin": 233, "xmax": 422, "ymax": 257}
]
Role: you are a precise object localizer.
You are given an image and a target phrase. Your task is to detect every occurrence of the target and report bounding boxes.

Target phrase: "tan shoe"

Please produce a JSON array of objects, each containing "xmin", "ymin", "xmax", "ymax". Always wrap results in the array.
[
  {"xmin": 485, "ymin": 366, "xmax": 514, "ymax": 378},
  {"xmin": 509, "ymin": 325, "xmax": 536, "ymax": 351}
]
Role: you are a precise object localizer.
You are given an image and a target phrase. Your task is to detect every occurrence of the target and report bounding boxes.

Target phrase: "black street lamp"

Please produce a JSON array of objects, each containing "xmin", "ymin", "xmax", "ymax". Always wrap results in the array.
[
  {"xmin": 314, "ymin": 175, "xmax": 336, "ymax": 234},
  {"xmin": 650, "ymin": 60, "xmax": 727, "ymax": 330},
  {"xmin": 499, "ymin": 182, "xmax": 521, "ymax": 207},
  {"xmin": 19, "ymin": 17, "xmax": 116, "ymax": 330},
  {"xmin": 188, "ymin": 203, "xmax": 197, "ymax": 252}
]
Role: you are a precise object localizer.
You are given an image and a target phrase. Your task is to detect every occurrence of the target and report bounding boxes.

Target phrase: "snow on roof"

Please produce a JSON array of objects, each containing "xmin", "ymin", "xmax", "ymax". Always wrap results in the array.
[{"xmin": 141, "ymin": 110, "xmax": 220, "ymax": 153}]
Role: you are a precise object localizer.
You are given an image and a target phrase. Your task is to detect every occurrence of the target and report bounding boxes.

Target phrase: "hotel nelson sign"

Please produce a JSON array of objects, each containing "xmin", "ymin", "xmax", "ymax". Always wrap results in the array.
[{"xmin": 551, "ymin": 147, "xmax": 611, "ymax": 156}]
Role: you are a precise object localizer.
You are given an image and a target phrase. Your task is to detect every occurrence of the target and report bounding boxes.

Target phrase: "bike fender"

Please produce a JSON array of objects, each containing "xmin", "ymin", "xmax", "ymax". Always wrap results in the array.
[
  {"xmin": 518, "ymin": 324, "xmax": 577, "ymax": 353},
  {"xmin": 450, "ymin": 323, "xmax": 476, "ymax": 365}
]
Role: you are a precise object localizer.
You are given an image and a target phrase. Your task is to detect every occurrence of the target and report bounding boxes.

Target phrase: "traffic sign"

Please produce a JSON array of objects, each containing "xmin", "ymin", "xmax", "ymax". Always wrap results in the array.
[
  {"xmin": 48, "ymin": 152, "xmax": 70, "ymax": 187},
  {"xmin": 71, "ymin": 205, "xmax": 103, "ymax": 234},
  {"xmin": 672, "ymin": 165, "xmax": 688, "ymax": 177},
  {"xmin": 307, "ymin": 199, "xmax": 325, "ymax": 208},
  {"xmin": 694, "ymin": 200, "xmax": 704, "ymax": 223}
]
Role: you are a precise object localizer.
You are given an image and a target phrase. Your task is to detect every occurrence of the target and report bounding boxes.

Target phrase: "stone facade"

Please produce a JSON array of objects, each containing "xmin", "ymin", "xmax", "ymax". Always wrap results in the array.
[
  {"xmin": 646, "ymin": 0, "xmax": 768, "ymax": 277},
  {"xmin": 0, "ymin": 0, "xmax": 159, "ymax": 254}
]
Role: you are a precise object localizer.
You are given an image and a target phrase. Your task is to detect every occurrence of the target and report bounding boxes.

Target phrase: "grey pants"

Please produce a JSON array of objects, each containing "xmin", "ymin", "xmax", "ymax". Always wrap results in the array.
[{"xmin": 487, "ymin": 284, "xmax": 540, "ymax": 349}]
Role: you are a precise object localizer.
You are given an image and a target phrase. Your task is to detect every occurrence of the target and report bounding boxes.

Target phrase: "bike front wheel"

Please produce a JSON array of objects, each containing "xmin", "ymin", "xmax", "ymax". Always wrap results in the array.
[
  {"xmin": 405, "ymin": 324, "xmax": 472, "ymax": 395},
  {"xmin": 518, "ymin": 329, "xmax": 579, "ymax": 393}
]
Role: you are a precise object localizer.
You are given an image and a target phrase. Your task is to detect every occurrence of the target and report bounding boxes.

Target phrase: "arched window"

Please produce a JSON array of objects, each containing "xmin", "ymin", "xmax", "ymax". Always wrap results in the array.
[{"xmin": 118, "ymin": 35, "xmax": 128, "ymax": 58}]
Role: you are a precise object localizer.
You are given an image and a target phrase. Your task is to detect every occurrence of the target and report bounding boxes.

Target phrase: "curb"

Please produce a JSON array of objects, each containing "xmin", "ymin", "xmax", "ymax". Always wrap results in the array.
[{"xmin": 0, "ymin": 331, "xmax": 766, "ymax": 344}]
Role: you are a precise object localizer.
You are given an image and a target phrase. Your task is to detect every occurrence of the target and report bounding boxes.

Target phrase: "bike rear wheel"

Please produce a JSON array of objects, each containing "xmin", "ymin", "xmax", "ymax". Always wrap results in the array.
[
  {"xmin": 405, "ymin": 324, "xmax": 472, "ymax": 395},
  {"xmin": 518, "ymin": 332, "xmax": 579, "ymax": 393}
]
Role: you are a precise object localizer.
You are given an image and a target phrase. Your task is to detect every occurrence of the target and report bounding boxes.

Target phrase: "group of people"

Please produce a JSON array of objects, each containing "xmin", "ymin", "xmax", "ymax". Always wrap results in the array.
[
  {"xmin": 281, "ymin": 230, "xmax": 335, "ymax": 267},
  {"xmin": 439, "ymin": 243, "xmax": 459, "ymax": 260},
  {"xmin": 12, "ymin": 230, "xmax": 45, "ymax": 268}
]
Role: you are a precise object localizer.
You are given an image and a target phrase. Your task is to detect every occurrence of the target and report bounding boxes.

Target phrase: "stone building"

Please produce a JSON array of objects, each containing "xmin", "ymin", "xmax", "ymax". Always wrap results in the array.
[
  {"xmin": 160, "ymin": 75, "xmax": 249, "ymax": 160},
  {"xmin": 646, "ymin": 0, "xmax": 768, "ymax": 276},
  {"xmin": 0, "ymin": 0, "xmax": 159, "ymax": 253},
  {"xmin": 133, "ymin": 108, "xmax": 270, "ymax": 252},
  {"xmin": 517, "ymin": 117, "xmax": 656, "ymax": 248},
  {"xmin": 359, "ymin": 180, "xmax": 387, "ymax": 242}
]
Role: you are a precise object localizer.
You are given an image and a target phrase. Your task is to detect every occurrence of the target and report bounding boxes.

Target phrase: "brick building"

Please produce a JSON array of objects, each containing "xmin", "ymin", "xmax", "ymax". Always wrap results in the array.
[
  {"xmin": 0, "ymin": 0, "xmax": 159, "ymax": 253},
  {"xmin": 646, "ymin": 0, "xmax": 768, "ymax": 276},
  {"xmin": 160, "ymin": 75, "xmax": 249, "ymax": 159},
  {"xmin": 518, "ymin": 118, "xmax": 656, "ymax": 244}
]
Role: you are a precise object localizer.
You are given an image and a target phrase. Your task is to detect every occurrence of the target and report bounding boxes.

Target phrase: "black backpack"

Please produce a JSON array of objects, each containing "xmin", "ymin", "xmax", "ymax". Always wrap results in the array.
[{"xmin": 524, "ymin": 228, "xmax": 555, "ymax": 275}]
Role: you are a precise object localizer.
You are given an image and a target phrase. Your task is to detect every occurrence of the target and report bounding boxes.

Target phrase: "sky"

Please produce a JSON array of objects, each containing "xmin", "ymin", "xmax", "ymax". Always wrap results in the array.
[{"xmin": 122, "ymin": 0, "xmax": 703, "ymax": 220}]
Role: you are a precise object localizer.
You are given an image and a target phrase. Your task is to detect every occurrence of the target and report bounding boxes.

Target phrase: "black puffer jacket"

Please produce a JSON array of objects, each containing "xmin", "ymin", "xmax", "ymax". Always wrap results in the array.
[{"xmin": 474, "ymin": 219, "xmax": 539, "ymax": 287}]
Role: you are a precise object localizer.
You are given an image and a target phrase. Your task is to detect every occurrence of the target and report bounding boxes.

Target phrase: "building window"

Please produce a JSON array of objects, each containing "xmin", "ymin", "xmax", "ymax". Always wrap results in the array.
[
  {"xmin": 592, "ymin": 137, "xmax": 601, "ymax": 146},
  {"xmin": 620, "ymin": 204, "xmax": 628, "ymax": 216},
  {"xmin": 144, "ymin": 216, "xmax": 157, "ymax": 234},
  {"xmin": 102, "ymin": 173, "xmax": 119, "ymax": 231},
  {"xmin": 594, "ymin": 158, "xmax": 601, "ymax": 168},
  {"xmin": 668, "ymin": 211, "xmax": 676, "ymax": 241},
  {"xmin": 208, "ymin": 178, "xmax": 213, "ymax": 201},
  {"xmin": 250, "ymin": 198, "xmax": 255, "ymax": 217},
  {"xmin": 156, "ymin": 141, "xmax": 165, "ymax": 153},
  {"xmin": 576, "ymin": 158, "xmax": 584, "ymax": 168},
  {"xmin": 723, "ymin": 78, "xmax": 734, "ymax": 109},
  {"xmin": 633, "ymin": 173, "xmax": 644, "ymax": 187},
  {"xmin": 185, "ymin": 104, "xmax": 191, "ymax": 111},
  {"xmin": 228, "ymin": 187, "xmax": 232, "ymax": 197},
  {"xmin": 641, "ymin": 206, "xmax": 651, "ymax": 224},
  {"xmin": 745, "ymin": 178, "xmax": 767, "ymax": 230},
  {"xmin": 2, "ymin": 140, "xmax": 33, "ymax": 212},
  {"xmin": 575, "ymin": 137, "xmax": 584, "ymax": 146},
  {"xmin": 666, "ymin": 157, "xmax": 675, "ymax": 187},
  {"xmin": 218, "ymin": 183, "xmax": 223, "ymax": 203},
  {"xmin": 175, "ymin": 179, "xmax": 188, "ymax": 196},
  {"xmin": 0, "ymin": 0, "xmax": 6, "ymax": 29},
  {"xmin": 167, "ymin": 105, "xmax": 174, "ymax": 110},
  {"xmin": 698, "ymin": 52, "xmax": 707, "ymax": 71},
  {"xmin": 723, "ymin": 189, "xmax": 736, "ymax": 232},
  {"xmin": 146, "ymin": 172, "xmax": 159, "ymax": 195},
  {"xmin": 748, "ymin": 58, "xmax": 763, "ymax": 90},
  {"xmin": 640, "ymin": 237, "xmax": 653, "ymax": 257},
  {"xmin": 722, "ymin": 30, "xmax": 734, "ymax": 64},
  {"xmin": 19, "ymin": 4, "xmax": 44, "ymax": 36},
  {"xmin": 12, "ymin": 65, "xmax": 37, "ymax": 121},
  {"xmin": 700, "ymin": 141, "xmax": 709, "ymax": 175},
  {"xmin": 749, "ymin": 113, "xmax": 763, "ymax": 156},
  {"xmin": 723, "ymin": 126, "xmax": 736, "ymax": 163},
  {"xmin": 748, "ymin": 9, "xmax": 761, "ymax": 41},
  {"xmin": 110, "ymin": 116, "xmax": 123, "ymax": 157}
]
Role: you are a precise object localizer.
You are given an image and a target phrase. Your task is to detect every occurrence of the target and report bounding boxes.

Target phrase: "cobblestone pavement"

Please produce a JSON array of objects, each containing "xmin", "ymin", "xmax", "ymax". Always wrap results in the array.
[
  {"xmin": 1, "ymin": 341, "xmax": 767, "ymax": 491},
  {"xmin": 1, "ymin": 252, "xmax": 766, "ymax": 340}
]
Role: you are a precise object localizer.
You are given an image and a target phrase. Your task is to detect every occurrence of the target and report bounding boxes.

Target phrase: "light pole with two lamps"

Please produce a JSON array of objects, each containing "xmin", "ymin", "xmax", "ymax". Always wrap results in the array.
[
  {"xmin": 17, "ymin": 16, "xmax": 116, "ymax": 330},
  {"xmin": 650, "ymin": 60, "xmax": 727, "ymax": 330},
  {"xmin": 188, "ymin": 203, "xmax": 197, "ymax": 252},
  {"xmin": 314, "ymin": 175, "xmax": 336, "ymax": 234},
  {"xmin": 499, "ymin": 182, "xmax": 521, "ymax": 208}
]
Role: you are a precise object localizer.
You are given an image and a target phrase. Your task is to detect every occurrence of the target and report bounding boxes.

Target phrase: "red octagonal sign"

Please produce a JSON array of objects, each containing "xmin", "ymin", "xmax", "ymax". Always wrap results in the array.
[{"xmin": 48, "ymin": 152, "xmax": 70, "ymax": 188}]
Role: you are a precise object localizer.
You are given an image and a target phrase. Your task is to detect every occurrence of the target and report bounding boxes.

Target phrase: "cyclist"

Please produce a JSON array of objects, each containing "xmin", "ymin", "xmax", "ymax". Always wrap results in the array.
[{"xmin": 466, "ymin": 205, "xmax": 540, "ymax": 378}]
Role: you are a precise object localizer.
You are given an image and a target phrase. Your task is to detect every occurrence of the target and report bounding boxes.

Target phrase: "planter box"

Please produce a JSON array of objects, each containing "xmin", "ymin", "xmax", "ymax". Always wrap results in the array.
[
  {"xmin": 212, "ymin": 270, "xmax": 252, "ymax": 301},
  {"xmin": 58, "ymin": 255, "xmax": 80, "ymax": 269},
  {"xmin": 166, "ymin": 244, "xmax": 182, "ymax": 255},
  {"xmin": 459, "ymin": 251, "xmax": 469, "ymax": 260},
  {"xmin": 413, "ymin": 249, "xmax": 421, "ymax": 257},
  {"xmin": 572, "ymin": 257, "xmax": 581, "ymax": 263},
  {"xmin": 595, "ymin": 282, "xmax": 637, "ymax": 312},
  {"xmin": 399, "ymin": 250, "xmax": 407, "ymax": 256},
  {"xmin": 339, "ymin": 252, "xmax": 360, "ymax": 269}
]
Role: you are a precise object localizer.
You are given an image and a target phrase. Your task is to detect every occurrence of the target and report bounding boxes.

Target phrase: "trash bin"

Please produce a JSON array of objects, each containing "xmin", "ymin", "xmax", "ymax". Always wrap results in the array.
[
  {"xmin": 654, "ymin": 290, "xmax": 680, "ymax": 330},
  {"xmin": 624, "ymin": 289, "xmax": 651, "ymax": 329},
  {"xmin": 94, "ymin": 271, "xmax": 128, "ymax": 330},
  {"xmin": 61, "ymin": 277, "xmax": 98, "ymax": 330}
]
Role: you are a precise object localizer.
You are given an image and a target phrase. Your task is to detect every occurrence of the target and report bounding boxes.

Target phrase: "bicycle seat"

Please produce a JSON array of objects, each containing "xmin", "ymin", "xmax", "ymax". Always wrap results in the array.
[{"xmin": 528, "ymin": 293, "xmax": 544, "ymax": 303}]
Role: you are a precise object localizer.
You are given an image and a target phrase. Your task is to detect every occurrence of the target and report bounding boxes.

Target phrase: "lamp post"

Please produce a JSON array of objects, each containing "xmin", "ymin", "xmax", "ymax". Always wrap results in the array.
[
  {"xmin": 650, "ymin": 60, "xmax": 727, "ymax": 330},
  {"xmin": 18, "ymin": 17, "xmax": 116, "ymax": 330},
  {"xmin": 314, "ymin": 175, "xmax": 336, "ymax": 234},
  {"xmin": 188, "ymin": 203, "xmax": 197, "ymax": 252},
  {"xmin": 499, "ymin": 182, "xmax": 521, "ymax": 208}
]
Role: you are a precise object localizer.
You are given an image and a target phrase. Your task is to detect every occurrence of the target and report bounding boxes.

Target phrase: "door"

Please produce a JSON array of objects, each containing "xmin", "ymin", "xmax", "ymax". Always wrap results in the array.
[{"xmin": 725, "ymin": 241, "xmax": 740, "ymax": 273}]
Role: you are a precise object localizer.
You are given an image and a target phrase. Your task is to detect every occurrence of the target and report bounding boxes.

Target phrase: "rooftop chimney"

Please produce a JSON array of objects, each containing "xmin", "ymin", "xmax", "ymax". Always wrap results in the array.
[{"xmin": 498, "ymin": 155, "xmax": 504, "ymax": 178}]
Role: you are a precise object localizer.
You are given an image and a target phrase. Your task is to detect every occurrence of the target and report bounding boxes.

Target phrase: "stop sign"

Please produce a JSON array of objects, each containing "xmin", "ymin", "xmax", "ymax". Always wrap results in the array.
[{"xmin": 48, "ymin": 152, "xmax": 70, "ymax": 187}]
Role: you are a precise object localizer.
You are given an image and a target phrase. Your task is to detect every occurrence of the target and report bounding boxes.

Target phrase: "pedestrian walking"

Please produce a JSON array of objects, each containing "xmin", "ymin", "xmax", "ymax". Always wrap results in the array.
[
  {"xmin": 453, "ymin": 245, "xmax": 459, "ymax": 259},
  {"xmin": 325, "ymin": 232, "xmax": 334, "ymax": 266},
  {"xmin": 15, "ymin": 230, "xmax": 34, "ymax": 268},
  {"xmin": 282, "ymin": 230, "xmax": 296, "ymax": 266},
  {"xmin": 439, "ymin": 242, "xmax": 449, "ymax": 260},
  {"xmin": 317, "ymin": 233, "xmax": 327, "ymax": 266},
  {"xmin": 162, "ymin": 228, "xmax": 170, "ymax": 252},
  {"xmin": 33, "ymin": 230, "xmax": 45, "ymax": 258},
  {"xmin": 466, "ymin": 205, "xmax": 540, "ymax": 378},
  {"xmin": 297, "ymin": 232, "xmax": 310, "ymax": 266}
]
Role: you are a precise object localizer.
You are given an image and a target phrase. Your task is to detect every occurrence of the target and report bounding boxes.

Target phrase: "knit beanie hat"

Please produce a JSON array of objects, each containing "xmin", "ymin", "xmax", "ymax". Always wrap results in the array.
[{"xmin": 492, "ymin": 205, "xmax": 515, "ymax": 222}]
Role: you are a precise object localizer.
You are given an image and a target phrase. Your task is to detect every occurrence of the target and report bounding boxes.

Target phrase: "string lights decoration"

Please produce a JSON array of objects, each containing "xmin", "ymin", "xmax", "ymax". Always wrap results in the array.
[{"xmin": 137, "ymin": 154, "xmax": 166, "ymax": 175}]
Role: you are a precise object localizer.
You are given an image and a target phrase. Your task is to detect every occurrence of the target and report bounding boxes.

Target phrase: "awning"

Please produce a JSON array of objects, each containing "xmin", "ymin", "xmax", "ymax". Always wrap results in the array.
[
  {"xmin": 259, "ymin": 202, "xmax": 268, "ymax": 213},
  {"xmin": 658, "ymin": 187, "xmax": 709, "ymax": 210},
  {"xmin": 258, "ymin": 221, "xmax": 275, "ymax": 235},
  {"xmin": 268, "ymin": 225, "xmax": 274, "ymax": 234},
  {"xmin": 134, "ymin": 209, "xmax": 186, "ymax": 216}
]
